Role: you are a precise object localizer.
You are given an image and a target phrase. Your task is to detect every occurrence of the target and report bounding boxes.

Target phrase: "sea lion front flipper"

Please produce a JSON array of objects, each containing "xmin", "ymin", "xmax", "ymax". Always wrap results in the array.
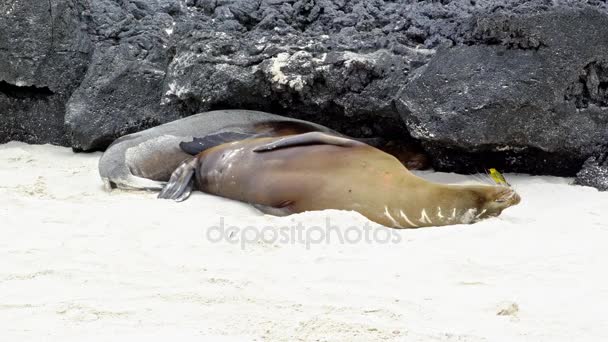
[
  {"xmin": 158, "ymin": 158, "xmax": 198, "ymax": 201},
  {"xmin": 180, "ymin": 132, "xmax": 253, "ymax": 155},
  {"xmin": 253, "ymin": 132, "xmax": 365, "ymax": 153}
]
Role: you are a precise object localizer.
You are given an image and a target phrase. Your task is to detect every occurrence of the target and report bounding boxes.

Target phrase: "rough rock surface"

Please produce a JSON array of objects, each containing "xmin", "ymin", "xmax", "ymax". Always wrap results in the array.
[
  {"xmin": 1, "ymin": 0, "xmax": 608, "ymax": 186},
  {"xmin": 0, "ymin": 0, "xmax": 92, "ymax": 145},
  {"xmin": 398, "ymin": 6, "xmax": 608, "ymax": 175},
  {"xmin": 575, "ymin": 144, "xmax": 608, "ymax": 191},
  {"xmin": 66, "ymin": 0, "xmax": 446, "ymax": 150}
]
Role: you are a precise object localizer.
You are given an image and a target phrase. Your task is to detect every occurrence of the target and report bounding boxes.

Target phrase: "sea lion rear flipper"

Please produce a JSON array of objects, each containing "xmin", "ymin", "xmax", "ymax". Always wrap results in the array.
[
  {"xmin": 180, "ymin": 132, "xmax": 253, "ymax": 155},
  {"xmin": 253, "ymin": 132, "xmax": 365, "ymax": 153},
  {"xmin": 158, "ymin": 158, "xmax": 198, "ymax": 201}
]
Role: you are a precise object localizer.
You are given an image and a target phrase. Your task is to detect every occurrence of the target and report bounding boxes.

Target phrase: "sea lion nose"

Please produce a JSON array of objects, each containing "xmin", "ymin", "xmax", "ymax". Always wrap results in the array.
[{"xmin": 509, "ymin": 190, "xmax": 521, "ymax": 205}]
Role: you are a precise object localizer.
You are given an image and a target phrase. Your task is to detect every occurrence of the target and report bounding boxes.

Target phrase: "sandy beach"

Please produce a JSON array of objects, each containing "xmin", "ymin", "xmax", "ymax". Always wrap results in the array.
[{"xmin": 1, "ymin": 141, "xmax": 607, "ymax": 341}]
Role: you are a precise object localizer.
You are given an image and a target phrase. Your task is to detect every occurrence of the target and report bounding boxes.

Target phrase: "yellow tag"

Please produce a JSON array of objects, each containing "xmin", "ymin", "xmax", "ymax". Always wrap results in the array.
[{"xmin": 489, "ymin": 168, "xmax": 508, "ymax": 185}]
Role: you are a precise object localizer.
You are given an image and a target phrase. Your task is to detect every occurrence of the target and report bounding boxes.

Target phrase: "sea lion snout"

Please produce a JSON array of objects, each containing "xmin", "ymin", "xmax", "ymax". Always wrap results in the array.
[
  {"xmin": 496, "ymin": 187, "xmax": 521, "ymax": 206},
  {"xmin": 477, "ymin": 187, "xmax": 521, "ymax": 219}
]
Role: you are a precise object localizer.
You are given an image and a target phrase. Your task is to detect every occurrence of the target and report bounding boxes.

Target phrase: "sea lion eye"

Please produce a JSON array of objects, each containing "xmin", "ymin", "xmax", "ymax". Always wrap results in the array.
[{"xmin": 494, "ymin": 190, "xmax": 515, "ymax": 203}]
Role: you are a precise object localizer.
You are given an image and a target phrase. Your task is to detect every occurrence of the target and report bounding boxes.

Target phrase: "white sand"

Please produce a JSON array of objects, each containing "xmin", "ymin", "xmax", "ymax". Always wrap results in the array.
[{"xmin": 1, "ymin": 141, "xmax": 607, "ymax": 341}]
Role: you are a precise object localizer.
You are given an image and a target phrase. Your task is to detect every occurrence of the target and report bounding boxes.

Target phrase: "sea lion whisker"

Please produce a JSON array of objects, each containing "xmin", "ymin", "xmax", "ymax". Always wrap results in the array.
[
  {"xmin": 483, "ymin": 169, "xmax": 504, "ymax": 186},
  {"xmin": 477, "ymin": 174, "xmax": 489, "ymax": 184},
  {"xmin": 471, "ymin": 172, "xmax": 492, "ymax": 186},
  {"xmin": 471, "ymin": 169, "xmax": 489, "ymax": 186},
  {"xmin": 483, "ymin": 172, "xmax": 496, "ymax": 186},
  {"xmin": 502, "ymin": 189, "xmax": 517, "ymax": 201}
]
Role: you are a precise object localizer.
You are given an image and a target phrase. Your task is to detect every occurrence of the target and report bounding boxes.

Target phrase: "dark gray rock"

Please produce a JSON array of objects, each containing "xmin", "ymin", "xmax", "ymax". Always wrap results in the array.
[
  {"xmin": 575, "ymin": 144, "xmax": 608, "ymax": 191},
  {"xmin": 0, "ymin": 0, "xmax": 92, "ymax": 145},
  {"xmin": 2, "ymin": 0, "xmax": 608, "ymax": 189},
  {"xmin": 67, "ymin": 0, "xmax": 448, "ymax": 150},
  {"xmin": 65, "ymin": 0, "xmax": 184, "ymax": 150},
  {"xmin": 69, "ymin": 0, "xmax": 541, "ymax": 150},
  {"xmin": 398, "ymin": 7, "xmax": 608, "ymax": 174}
]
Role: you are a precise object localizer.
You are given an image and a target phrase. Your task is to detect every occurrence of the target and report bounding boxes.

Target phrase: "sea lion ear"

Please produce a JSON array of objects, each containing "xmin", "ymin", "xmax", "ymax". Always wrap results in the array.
[
  {"xmin": 180, "ymin": 132, "xmax": 253, "ymax": 155},
  {"xmin": 253, "ymin": 132, "xmax": 365, "ymax": 153}
]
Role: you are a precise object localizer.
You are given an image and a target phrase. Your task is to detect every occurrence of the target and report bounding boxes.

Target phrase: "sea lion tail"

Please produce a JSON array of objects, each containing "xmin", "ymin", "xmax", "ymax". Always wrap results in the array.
[{"xmin": 158, "ymin": 158, "xmax": 197, "ymax": 201}]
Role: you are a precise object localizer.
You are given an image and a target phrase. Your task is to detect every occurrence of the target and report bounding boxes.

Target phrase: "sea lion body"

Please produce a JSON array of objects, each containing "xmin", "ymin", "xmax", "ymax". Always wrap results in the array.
[
  {"xmin": 98, "ymin": 110, "xmax": 337, "ymax": 190},
  {"xmin": 160, "ymin": 133, "xmax": 520, "ymax": 228}
]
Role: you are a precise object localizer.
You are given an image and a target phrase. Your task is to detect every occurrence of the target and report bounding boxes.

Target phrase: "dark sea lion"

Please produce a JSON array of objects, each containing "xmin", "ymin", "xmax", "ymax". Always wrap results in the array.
[
  {"xmin": 98, "ymin": 110, "xmax": 339, "ymax": 190},
  {"xmin": 158, "ymin": 132, "xmax": 520, "ymax": 228},
  {"xmin": 99, "ymin": 109, "xmax": 430, "ymax": 191}
]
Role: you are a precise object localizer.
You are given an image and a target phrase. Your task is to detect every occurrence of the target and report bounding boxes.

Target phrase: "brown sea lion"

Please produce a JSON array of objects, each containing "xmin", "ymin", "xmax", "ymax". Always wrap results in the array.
[{"xmin": 158, "ymin": 132, "xmax": 520, "ymax": 228}]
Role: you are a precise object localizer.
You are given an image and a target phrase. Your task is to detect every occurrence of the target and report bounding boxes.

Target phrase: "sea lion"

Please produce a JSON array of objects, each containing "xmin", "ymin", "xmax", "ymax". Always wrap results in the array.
[
  {"xmin": 99, "ymin": 109, "xmax": 429, "ymax": 191},
  {"xmin": 158, "ymin": 132, "xmax": 520, "ymax": 228},
  {"xmin": 98, "ymin": 110, "xmax": 340, "ymax": 190}
]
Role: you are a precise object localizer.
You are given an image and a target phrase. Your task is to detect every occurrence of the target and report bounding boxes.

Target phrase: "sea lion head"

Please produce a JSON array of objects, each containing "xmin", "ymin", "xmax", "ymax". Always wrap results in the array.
[{"xmin": 469, "ymin": 185, "xmax": 521, "ymax": 220}]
